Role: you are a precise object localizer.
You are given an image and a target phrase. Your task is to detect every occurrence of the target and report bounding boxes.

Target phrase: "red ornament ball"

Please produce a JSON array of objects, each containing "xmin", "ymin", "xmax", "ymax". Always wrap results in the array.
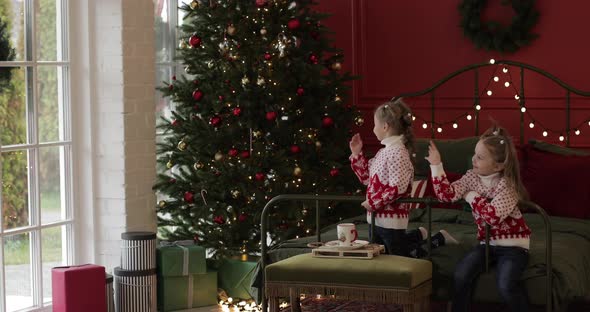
[
  {"xmin": 169, "ymin": 178, "xmax": 177, "ymax": 183},
  {"xmin": 192, "ymin": 89, "xmax": 204, "ymax": 101},
  {"xmin": 171, "ymin": 119, "xmax": 180, "ymax": 126},
  {"xmin": 255, "ymin": 172, "xmax": 265, "ymax": 181},
  {"xmin": 168, "ymin": 84, "xmax": 174, "ymax": 90},
  {"xmin": 266, "ymin": 111, "xmax": 277, "ymax": 121},
  {"xmin": 240, "ymin": 150, "xmax": 250, "ymax": 158},
  {"xmin": 193, "ymin": 234, "xmax": 199, "ymax": 242},
  {"xmin": 232, "ymin": 107, "xmax": 242, "ymax": 116},
  {"xmin": 213, "ymin": 216, "xmax": 225, "ymax": 224},
  {"xmin": 255, "ymin": 0, "xmax": 267, "ymax": 8},
  {"xmin": 210, "ymin": 115, "xmax": 222, "ymax": 127},
  {"xmin": 172, "ymin": 75, "xmax": 176, "ymax": 80},
  {"xmin": 238, "ymin": 213, "xmax": 248, "ymax": 222},
  {"xmin": 308, "ymin": 53, "xmax": 319, "ymax": 64},
  {"xmin": 184, "ymin": 191, "xmax": 195, "ymax": 203},
  {"xmin": 330, "ymin": 168, "xmax": 340, "ymax": 177},
  {"xmin": 290, "ymin": 145, "xmax": 301, "ymax": 154},
  {"xmin": 228, "ymin": 148, "xmax": 238, "ymax": 157},
  {"xmin": 287, "ymin": 18, "xmax": 300, "ymax": 30},
  {"xmin": 264, "ymin": 53, "xmax": 272, "ymax": 60},
  {"xmin": 322, "ymin": 116, "xmax": 334, "ymax": 127},
  {"xmin": 189, "ymin": 35, "xmax": 202, "ymax": 47},
  {"xmin": 218, "ymin": 95, "xmax": 224, "ymax": 101},
  {"xmin": 296, "ymin": 87, "xmax": 305, "ymax": 96}
]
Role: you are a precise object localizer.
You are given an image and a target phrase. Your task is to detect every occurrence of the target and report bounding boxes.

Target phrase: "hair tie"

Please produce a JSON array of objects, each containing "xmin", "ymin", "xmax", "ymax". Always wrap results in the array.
[
  {"xmin": 493, "ymin": 130, "xmax": 499, "ymax": 136},
  {"xmin": 500, "ymin": 139, "xmax": 505, "ymax": 145},
  {"xmin": 384, "ymin": 104, "xmax": 389, "ymax": 109}
]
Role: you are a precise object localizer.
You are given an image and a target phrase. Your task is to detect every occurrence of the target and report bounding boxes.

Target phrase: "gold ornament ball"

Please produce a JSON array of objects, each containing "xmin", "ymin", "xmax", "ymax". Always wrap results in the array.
[
  {"xmin": 207, "ymin": 61, "xmax": 214, "ymax": 68},
  {"xmin": 227, "ymin": 25, "xmax": 236, "ymax": 35},
  {"xmin": 315, "ymin": 141, "xmax": 322, "ymax": 148},
  {"xmin": 231, "ymin": 189, "xmax": 240, "ymax": 199},
  {"xmin": 334, "ymin": 96, "xmax": 342, "ymax": 102},
  {"xmin": 257, "ymin": 77, "xmax": 265, "ymax": 86},
  {"xmin": 331, "ymin": 62, "xmax": 342, "ymax": 71},
  {"xmin": 166, "ymin": 160, "xmax": 174, "ymax": 169},
  {"xmin": 179, "ymin": 40, "xmax": 188, "ymax": 49},
  {"xmin": 193, "ymin": 162, "xmax": 204, "ymax": 170},
  {"xmin": 158, "ymin": 200, "xmax": 166, "ymax": 208},
  {"xmin": 253, "ymin": 130, "xmax": 262, "ymax": 138},
  {"xmin": 260, "ymin": 27, "xmax": 267, "ymax": 35},
  {"xmin": 293, "ymin": 166, "xmax": 302, "ymax": 176},
  {"xmin": 190, "ymin": 0, "xmax": 199, "ymax": 9},
  {"xmin": 214, "ymin": 152, "xmax": 225, "ymax": 161},
  {"xmin": 177, "ymin": 141, "xmax": 187, "ymax": 151},
  {"xmin": 355, "ymin": 116, "xmax": 365, "ymax": 126}
]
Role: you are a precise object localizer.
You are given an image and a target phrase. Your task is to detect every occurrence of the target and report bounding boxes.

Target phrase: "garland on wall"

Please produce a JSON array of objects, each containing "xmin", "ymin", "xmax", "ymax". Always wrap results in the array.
[
  {"xmin": 411, "ymin": 59, "xmax": 590, "ymax": 143},
  {"xmin": 458, "ymin": 0, "xmax": 539, "ymax": 53}
]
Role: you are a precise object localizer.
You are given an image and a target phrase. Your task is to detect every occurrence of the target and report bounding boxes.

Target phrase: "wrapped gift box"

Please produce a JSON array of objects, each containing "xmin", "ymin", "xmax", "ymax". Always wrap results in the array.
[
  {"xmin": 157, "ymin": 270, "xmax": 218, "ymax": 311},
  {"xmin": 157, "ymin": 241, "xmax": 207, "ymax": 276},
  {"xmin": 52, "ymin": 264, "xmax": 106, "ymax": 312},
  {"xmin": 216, "ymin": 257, "xmax": 258, "ymax": 300}
]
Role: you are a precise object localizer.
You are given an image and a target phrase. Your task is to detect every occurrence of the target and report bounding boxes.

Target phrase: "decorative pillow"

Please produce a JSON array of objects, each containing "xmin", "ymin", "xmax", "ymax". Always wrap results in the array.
[
  {"xmin": 529, "ymin": 139, "xmax": 590, "ymax": 156},
  {"xmin": 409, "ymin": 172, "xmax": 468, "ymax": 210},
  {"xmin": 413, "ymin": 137, "xmax": 479, "ymax": 177},
  {"xmin": 409, "ymin": 179, "xmax": 428, "ymax": 209},
  {"xmin": 522, "ymin": 146, "xmax": 590, "ymax": 219}
]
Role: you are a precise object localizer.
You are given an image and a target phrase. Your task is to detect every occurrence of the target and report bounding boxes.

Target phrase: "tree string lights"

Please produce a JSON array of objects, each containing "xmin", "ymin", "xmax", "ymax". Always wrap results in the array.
[{"xmin": 410, "ymin": 59, "xmax": 590, "ymax": 142}]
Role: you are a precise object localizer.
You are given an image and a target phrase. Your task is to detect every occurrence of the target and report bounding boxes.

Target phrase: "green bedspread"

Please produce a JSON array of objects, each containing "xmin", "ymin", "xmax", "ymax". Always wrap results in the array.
[{"xmin": 254, "ymin": 208, "xmax": 590, "ymax": 311}]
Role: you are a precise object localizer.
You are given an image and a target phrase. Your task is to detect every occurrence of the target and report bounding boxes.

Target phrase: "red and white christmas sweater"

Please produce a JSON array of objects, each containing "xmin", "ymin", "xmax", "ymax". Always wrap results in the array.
[
  {"xmin": 430, "ymin": 164, "xmax": 531, "ymax": 249},
  {"xmin": 350, "ymin": 135, "xmax": 414, "ymax": 229}
]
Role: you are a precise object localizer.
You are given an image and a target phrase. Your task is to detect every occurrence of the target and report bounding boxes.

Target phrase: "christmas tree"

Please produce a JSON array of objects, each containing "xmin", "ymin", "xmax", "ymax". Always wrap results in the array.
[{"xmin": 154, "ymin": 0, "xmax": 363, "ymax": 258}]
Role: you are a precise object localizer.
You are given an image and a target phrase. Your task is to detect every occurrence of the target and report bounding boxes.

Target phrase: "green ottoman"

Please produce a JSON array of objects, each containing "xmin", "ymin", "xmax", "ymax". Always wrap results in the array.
[{"xmin": 265, "ymin": 253, "xmax": 432, "ymax": 312}]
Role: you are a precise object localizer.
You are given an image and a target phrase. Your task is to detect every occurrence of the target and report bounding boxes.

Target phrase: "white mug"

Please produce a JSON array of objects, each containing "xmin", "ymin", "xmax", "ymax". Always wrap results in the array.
[{"xmin": 337, "ymin": 223, "xmax": 358, "ymax": 246}]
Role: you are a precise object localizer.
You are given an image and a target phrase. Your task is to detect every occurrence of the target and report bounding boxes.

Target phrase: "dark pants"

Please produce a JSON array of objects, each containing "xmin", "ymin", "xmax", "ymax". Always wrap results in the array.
[
  {"xmin": 370, "ymin": 225, "xmax": 446, "ymax": 258},
  {"xmin": 452, "ymin": 244, "xmax": 529, "ymax": 312}
]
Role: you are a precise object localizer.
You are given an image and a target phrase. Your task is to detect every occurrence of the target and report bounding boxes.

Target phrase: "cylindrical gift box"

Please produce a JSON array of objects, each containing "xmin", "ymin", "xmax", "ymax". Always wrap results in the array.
[
  {"xmin": 114, "ymin": 267, "xmax": 157, "ymax": 312},
  {"xmin": 121, "ymin": 231, "xmax": 156, "ymax": 271},
  {"xmin": 106, "ymin": 273, "xmax": 115, "ymax": 312}
]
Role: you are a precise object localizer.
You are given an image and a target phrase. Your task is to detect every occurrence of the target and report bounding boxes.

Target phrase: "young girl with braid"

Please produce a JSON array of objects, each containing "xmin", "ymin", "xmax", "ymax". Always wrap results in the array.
[
  {"xmin": 349, "ymin": 99, "xmax": 457, "ymax": 257},
  {"xmin": 425, "ymin": 125, "xmax": 531, "ymax": 312}
]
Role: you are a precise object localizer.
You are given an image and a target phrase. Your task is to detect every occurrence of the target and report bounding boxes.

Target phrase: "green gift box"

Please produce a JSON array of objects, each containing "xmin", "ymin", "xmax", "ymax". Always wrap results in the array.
[
  {"xmin": 157, "ymin": 270, "xmax": 218, "ymax": 311},
  {"xmin": 216, "ymin": 257, "xmax": 258, "ymax": 300},
  {"xmin": 157, "ymin": 242, "xmax": 206, "ymax": 276}
]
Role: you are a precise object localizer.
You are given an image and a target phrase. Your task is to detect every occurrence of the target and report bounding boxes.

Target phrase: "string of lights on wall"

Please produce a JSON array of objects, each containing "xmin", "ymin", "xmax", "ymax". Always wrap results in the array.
[{"xmin": 411, "ymin": 59, "xmax": 590, "ymax": 142}]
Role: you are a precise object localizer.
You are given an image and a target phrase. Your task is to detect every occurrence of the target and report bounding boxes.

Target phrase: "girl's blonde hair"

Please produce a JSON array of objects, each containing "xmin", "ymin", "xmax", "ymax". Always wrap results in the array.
[
  {"xmin": 374, "ymin": 99, "xmax": 415, "ymax": 156},
  {"xmin": 480, "ymin": 125, "xmax": 528, "ymax": 200}
]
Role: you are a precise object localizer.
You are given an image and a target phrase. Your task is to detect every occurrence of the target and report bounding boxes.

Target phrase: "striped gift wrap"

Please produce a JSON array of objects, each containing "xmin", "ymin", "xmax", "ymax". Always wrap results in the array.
[
  {"xmin": 114, "ymin": 267, "xmax": 157, "ymax": 312},
  {"xmin": 120, "ymin": 232, "xmax": 156, "ymax": 271}
]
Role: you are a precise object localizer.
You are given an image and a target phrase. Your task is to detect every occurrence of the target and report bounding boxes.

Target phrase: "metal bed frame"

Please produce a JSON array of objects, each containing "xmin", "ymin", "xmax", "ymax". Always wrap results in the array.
[{"xmin": 260, "ymin": 195, "xmax": 552, "ymax": 312}]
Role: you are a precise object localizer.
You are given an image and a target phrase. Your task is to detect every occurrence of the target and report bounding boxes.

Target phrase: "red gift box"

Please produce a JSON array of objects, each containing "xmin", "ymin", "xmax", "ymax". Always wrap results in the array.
[{"xmin": 52, "ymin": 264, "xmax": 106, "ymax": 312}]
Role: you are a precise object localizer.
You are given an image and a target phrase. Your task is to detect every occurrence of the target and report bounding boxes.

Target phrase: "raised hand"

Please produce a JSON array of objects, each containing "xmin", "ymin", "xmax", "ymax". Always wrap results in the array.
[
  {"xmin": 425, "ymin": 140, "xmax": 442, "ymax": 165},
  {"xmin": 349, "ymin": 133, "xmax": 363, "ymax": 156}
]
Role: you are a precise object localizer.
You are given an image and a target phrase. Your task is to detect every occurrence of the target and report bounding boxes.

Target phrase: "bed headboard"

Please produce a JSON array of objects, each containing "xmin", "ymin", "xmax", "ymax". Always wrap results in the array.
[{"xmin": 391, "ymin": 60, "xmax": 590, "ymax": 147}]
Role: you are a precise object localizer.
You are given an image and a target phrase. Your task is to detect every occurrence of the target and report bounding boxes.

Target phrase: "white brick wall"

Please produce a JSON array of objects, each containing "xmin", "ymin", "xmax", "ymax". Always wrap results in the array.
[{"xmin": 72, "ymin": 0, "xmax": 157, "ymax": 272}]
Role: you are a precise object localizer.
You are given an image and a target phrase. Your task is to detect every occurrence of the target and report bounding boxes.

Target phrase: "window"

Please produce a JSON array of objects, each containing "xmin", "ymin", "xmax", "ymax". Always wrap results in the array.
[
  {"xmin": 0, "ymin": 0, "xmax": 71, "ymax": 311},
  {"xmin": 155, "ymin": 0, "xmax": 189, "ymax": 122}
]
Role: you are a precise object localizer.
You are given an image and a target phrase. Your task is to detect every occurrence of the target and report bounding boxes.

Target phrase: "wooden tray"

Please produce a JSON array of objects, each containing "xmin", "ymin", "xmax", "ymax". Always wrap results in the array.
[{"xmin": 311, "ymin": 244, "xmax": 385, "ymax": 259}]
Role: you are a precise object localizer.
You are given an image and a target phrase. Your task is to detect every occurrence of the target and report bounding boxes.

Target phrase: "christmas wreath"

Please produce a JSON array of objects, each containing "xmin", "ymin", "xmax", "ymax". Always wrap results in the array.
[{"xmin": 458, "ymin": 0, "xmax": 539, "ymax": 53}]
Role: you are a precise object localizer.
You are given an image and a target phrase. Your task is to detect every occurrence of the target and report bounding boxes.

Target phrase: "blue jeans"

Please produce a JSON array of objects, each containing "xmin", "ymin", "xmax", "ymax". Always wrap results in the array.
[
  {"xmin": 452, "ymin": 244, "xmax": 529, "ymax": 312},
  {"xmin": 370, "ymin": 225, "xmax": 445, "ymax": 258}
]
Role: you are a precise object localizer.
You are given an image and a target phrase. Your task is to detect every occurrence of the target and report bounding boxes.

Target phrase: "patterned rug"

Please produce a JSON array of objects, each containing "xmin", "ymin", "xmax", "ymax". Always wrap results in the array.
[{"xmin": 280, "ymin": 298, "xmax": 403, "ymax": 312}]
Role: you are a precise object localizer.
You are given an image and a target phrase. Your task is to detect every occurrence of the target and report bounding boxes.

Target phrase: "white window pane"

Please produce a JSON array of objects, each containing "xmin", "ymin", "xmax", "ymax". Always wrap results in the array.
[
  {"xmin": 42, "ymin": 225, "xmax": 67, "ymax": 303},
  {"xmin": 155, "ymin": 0, "xmax": 172, "ymax": 62},
  {"xmin": 2, "ymin": 149, "xmax": 30, "ymax": 230},
  {"xmin": 0, "ymin": 67, "xmax": 28, "ymax": 146},
  {"xmin": 35, "ymin": 0, "xmax": 60, "ymax": 61},
  {"xmin": 4, "ymin": 232, "xmax": 33, "ymax": 311},
  {"xmin": 40, "ymin": 146, "xmax": 65, "ymax": 224},
  {"xmin": 37, "ymin": 66, "xmax": 64, "ymax": 143}
]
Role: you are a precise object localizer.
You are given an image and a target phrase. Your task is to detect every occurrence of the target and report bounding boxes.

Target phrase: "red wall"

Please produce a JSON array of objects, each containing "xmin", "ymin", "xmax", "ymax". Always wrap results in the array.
[{"xmin": 315, "ymin": 0, "xmax": 590, "ymax": 150}]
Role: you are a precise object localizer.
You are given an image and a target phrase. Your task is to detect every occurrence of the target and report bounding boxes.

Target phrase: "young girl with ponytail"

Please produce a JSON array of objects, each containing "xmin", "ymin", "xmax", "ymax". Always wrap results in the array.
[{"xmin": 350, "ymin": 99, "xmax": 457, "ymax": 257}]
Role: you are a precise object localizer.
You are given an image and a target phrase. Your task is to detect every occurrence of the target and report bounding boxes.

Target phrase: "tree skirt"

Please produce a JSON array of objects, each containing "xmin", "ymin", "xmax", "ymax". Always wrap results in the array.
[{"xmin": 280, "ymin": 298, "xmax": 402, "ymax": 312}]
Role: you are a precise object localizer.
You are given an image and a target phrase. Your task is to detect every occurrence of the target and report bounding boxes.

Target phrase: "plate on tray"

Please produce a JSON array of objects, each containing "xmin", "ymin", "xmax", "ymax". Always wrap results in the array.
[{"xmin": 321, "ymin": 240, "xmax": 369, "ymax": 250}]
